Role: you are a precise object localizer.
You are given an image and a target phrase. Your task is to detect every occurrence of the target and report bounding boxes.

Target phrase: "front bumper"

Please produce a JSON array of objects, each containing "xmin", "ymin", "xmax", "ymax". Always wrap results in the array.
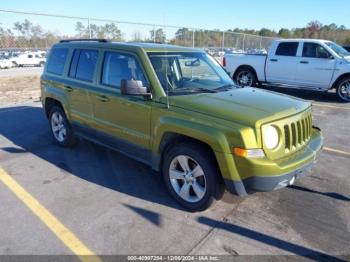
[{"xmin": 223, "ymin": 127, "xmax": 323, "ymax": 196}]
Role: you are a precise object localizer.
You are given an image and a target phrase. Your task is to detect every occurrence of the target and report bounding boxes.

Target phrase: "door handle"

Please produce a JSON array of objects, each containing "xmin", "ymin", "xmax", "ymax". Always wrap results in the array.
[
  {"xmin": 64, "ymin": 86, "xmax": 74, "ymax": 92},
  {"xmin": 96, "ymin": 95, "xmax": 110, "ymax": 102},
  {"xmin": 300, "ymin": 61, "xmax": 309, "ymax": 64},
  {"xmin": 270, "ymin": 59, "xmax": 278, "ymax": 62}
]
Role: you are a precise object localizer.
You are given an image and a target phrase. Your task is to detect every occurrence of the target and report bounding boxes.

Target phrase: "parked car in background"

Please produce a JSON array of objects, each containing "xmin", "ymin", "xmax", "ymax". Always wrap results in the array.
[
  {"xmin": 12, "ymin": 52, "xmax": 46, "ymax": 67},
  {"xmin": 224, "ymin": 39, "xmax": 350, "ymax": 102},
  {"xmin": 343, "ymin": 45, "xmax": 350, "ymax": 52},
  {"xmin": 41, "ymin": 39, "xmax": 323, "ymax": 211},
  {"xmin": 0, "ymin": 58, "xmax": 13, "ymax": 69}
]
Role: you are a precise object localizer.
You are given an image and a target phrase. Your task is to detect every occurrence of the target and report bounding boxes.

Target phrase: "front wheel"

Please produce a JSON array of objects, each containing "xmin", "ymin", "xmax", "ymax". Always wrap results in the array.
[
  {"xmin": 336, "ymin": 77, "xmax": 350, "ymax": 102},
  {"xmin": 235, "ymin": 68, "xmax": 257, "ymax": 87},
  {"xmin": 162, "ymin": 143, "xmax": 224, "ymax": 212}
]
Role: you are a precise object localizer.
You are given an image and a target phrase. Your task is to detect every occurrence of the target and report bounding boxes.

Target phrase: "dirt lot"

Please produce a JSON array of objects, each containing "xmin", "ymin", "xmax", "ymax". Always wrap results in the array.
[{"xmin": 0, "ymin": 75, "xmax": 40, "ymax": 105}]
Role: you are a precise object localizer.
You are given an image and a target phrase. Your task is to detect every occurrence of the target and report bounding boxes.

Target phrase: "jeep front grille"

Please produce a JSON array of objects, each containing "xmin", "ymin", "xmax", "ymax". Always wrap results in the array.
[{"xmin": 284, "ymin": 114, "xmax": 312, "ymax": 151}]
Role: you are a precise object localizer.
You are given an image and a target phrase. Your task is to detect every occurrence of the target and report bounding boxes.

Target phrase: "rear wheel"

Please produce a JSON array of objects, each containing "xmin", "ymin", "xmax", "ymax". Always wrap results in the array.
[
  {"xmin": 235, "ymin": 67, "xmax": 257, "ymax": 87},
  {"xmin": 162, "ymin": 142, "xmax": 224, "ymax": 211},
  {"xmin": 49, "ymin": 106, "xmax": 77, "ymax": 147},
  {"xmin": 336, "ymin": 76, "xmax": 350, "ymax": 102}
]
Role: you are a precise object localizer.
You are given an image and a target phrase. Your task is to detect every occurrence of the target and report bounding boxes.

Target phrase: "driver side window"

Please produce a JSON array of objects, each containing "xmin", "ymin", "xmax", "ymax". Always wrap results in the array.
[
  {"xmin": 302, "ymin": 43, "xmax": 331, "ymax": 59},
  {"xmin": 101, "ymin": 52, "xmax": 149, "ymax": 89}
]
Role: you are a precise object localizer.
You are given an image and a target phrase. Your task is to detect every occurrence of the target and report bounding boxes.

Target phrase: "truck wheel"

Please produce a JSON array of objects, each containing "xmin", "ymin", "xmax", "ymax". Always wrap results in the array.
[
  {"xmin": 162, "ymin": 142, "xmax": 224, "ymax": 212},
  {"xmin": 49, "ymin": 106, "xmax": 77, "ymax": 147},
  {"xmin": 336, "ymin": 76, "xmax": 350, "ymax": 102},
  {"xmin": 235, "ymin": 68, "xmax": 257, "ymax": 87}
]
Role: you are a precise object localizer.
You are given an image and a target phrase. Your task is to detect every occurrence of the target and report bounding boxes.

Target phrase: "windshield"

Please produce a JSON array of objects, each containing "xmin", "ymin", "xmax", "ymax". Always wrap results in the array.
[
  {"xmin": 326, "ymin": 42, "xmax": 350, "ymax": 58},
  {"xmin": 148, "ymin": 52, "xmax": 235, "ymax": 95}
]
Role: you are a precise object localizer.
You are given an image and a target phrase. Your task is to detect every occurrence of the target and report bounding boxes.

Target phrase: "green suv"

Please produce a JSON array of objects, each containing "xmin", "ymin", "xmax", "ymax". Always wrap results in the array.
[{"xmin": 41, "ymin": 39, "xmax": 323, "ymax": 211}]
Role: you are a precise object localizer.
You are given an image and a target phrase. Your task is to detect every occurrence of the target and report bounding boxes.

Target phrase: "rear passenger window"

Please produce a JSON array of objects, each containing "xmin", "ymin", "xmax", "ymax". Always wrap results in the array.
[
  {"xmin": 47, "ymin": 48, "xmax": 68, "ymax": 75},
  {"xmin": 101, "ymin": 52, "xmax": 148, "ymax": 89},
  {"xmin": 275, "ymin": 42, "xmax": 298, "ymax": 56},
  {"xmin": 69, "ymin": 49, "xmax": 98, "ymax": 82}
]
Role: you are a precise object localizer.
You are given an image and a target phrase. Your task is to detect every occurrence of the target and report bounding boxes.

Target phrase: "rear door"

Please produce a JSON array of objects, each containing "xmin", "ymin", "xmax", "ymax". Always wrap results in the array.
[
  {"xmin": 91, "ymin": 50, "xmax": 152, "ymax": 163},
  {"xmin": 265, "ymin": 42, "xmax": 300, "ymax": 84},
  {"xmin": 295, "ymin": 42, "xmax": 336, "ymax": 89},
  {"xmin": 65, "ymin": 48, "xmax": 99, "ymax": 133}
]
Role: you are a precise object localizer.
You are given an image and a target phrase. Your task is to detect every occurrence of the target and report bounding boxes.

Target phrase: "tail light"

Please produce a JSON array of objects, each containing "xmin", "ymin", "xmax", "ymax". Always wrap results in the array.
[{"xmin": 222, "ymin": 57, "xmax": 226, "ymax": 67}]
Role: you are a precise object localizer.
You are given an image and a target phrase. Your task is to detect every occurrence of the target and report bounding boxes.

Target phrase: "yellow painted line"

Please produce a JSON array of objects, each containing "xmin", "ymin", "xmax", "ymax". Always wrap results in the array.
[
  {"xmin": 323, "ymin": 147, "xmax": 350, "ymax": 157},
  {"xmin": 312, "ymin": 103, "xmax": 350, "ymax": 110},
  {"xmin": 0, "ymin": 168, "xmax": 101, "ymax": 262}
]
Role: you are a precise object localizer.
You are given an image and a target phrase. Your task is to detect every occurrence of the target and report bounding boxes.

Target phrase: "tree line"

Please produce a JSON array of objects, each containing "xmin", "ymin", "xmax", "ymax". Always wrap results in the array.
[{"xmin": 1, "ymin": 19, "xmax": 349, "ymax": 49}]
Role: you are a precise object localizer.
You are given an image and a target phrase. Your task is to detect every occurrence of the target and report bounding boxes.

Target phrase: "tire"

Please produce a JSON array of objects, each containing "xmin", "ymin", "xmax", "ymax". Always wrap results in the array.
[
  {"xmin": 49, "ymin": 106, "xmax": 77, "ymax": 147},
  {"xmin": 335, "ymin": 76, "xmax": 350, "ymax": 102},
  {"xmin": 235, "ymin": 67, "xmax": 257, "ymax": 87},
  {"xmin": 162, "ymin": 142, "xmax": 224, "ymax": 212}
]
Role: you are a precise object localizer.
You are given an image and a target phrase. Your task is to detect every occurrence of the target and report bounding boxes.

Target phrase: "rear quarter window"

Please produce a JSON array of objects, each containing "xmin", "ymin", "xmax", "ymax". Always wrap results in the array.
[{"xmin": 47, "ymin": 48, "xmax": 68, "ymax": 75}]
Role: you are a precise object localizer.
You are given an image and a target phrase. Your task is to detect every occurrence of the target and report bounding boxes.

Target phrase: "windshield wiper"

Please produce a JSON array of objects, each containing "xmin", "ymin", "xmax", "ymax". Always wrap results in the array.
[
  {"xmin": 214, "ymin": 84, "xmax": 236, "ymax": 91},
  {"xmin": 172, "ymin": 87, "xmax": 218, "ymax": 93}
]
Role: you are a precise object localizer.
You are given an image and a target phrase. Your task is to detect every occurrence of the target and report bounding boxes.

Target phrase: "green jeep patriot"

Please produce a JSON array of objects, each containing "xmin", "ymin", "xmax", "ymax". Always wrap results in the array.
[{"xmin": 41, "ymin": 39, "xmax": 323, "ymax": 211}]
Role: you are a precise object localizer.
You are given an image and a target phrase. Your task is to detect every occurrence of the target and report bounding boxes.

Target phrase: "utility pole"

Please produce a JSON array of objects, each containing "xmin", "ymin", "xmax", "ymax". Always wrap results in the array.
[
  {"xmin": 87, "ymin": 18, "xmax": 92, "ymax": 39},
  {"xmin": 192, "ymin": 29, "xmax": 195, "ymax": 48},
  {"xmin": 153, "ymin": 24, "xmax": 156, "ymax": 43}
]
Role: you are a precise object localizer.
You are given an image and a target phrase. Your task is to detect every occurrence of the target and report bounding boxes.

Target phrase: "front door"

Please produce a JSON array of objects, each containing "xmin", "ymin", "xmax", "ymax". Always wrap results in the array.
[
  {"xmin": 91, "ymin": 51, "xmax": 152, "ymax": 163},
  {"xmin": 295, "ymin": 42, "xmax": 336, "ymax": 89}
]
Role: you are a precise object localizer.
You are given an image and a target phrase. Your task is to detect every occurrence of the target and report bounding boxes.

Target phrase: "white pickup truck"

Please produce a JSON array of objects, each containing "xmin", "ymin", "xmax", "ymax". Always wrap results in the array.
[
  {"xmin": 11, "ymin": 52, "xmax": 46, "ymax": 67},
  {"xmin": 224, "ymin": 39, "xmax": 350, "ymax": 102}
]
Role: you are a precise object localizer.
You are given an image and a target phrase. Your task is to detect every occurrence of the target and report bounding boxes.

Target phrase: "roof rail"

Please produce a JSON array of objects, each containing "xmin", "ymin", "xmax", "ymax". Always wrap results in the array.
[{"xmin": 59, "ymin": 39, "xmax": 108, "ymax": 43}]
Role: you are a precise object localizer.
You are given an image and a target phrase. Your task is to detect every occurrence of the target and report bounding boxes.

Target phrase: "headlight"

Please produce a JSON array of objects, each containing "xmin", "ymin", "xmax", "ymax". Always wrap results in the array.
[{"xmin": 264, "ymin": 125, "xmax": 279, "ymax": 149}]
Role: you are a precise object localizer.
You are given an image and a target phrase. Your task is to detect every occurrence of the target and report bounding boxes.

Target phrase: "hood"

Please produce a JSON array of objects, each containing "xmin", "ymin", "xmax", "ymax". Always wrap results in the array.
[{"xmin": 168, "ymin": 88, "xmax": 310, "ymax": 127}]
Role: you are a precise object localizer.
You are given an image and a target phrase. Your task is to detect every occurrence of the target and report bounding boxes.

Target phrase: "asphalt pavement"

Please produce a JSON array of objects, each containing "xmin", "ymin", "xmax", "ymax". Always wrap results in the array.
[{"xmin": 0, "ymin": 87, "xmax": 349, "ymax": 261}]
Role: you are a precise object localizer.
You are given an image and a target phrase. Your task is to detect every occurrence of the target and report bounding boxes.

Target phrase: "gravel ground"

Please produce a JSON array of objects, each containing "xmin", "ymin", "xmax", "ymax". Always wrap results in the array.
[{"xmin": 0, "ymin": 75, "xmax": 40, "ymax": 106}]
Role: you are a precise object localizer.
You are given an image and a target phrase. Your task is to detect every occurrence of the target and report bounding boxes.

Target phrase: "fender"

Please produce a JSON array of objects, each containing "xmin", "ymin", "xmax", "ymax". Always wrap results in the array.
[
  {"xmin": 151, "ymin": 116, "xmax": 233, "ymax": 171},
  {"xmin": 41, "ymin": 77, "xmax": 71, "ymax": 120}
]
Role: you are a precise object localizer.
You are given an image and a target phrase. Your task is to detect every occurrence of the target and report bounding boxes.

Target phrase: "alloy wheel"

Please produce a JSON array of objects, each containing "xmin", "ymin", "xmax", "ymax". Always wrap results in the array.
[
  {"xmin": 51, "ymin": 112, "xmax": 67, "ymax": 142},
  {"xmin": 338, "ymin": 79, "xmax": 350, "ymax": 102},
  {"xmin": 237, "ymin": 70, "xmax": 253, "ymax": 86},
  {"xmin": 169, "ymin": 155, "xmax": 207, "ymax": 203}
]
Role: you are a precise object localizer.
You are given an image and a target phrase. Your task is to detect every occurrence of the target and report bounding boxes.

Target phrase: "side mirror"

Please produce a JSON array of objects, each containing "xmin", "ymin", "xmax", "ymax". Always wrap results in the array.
[{"xmin": 120, "ymin": 79, "xmax": 152, "ymax": 99}]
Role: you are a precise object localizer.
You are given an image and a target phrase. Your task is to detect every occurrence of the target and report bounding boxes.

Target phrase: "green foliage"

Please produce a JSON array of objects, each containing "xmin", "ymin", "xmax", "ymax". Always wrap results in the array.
[
  {"xmin": 75, "ymin": 22, "xmax": 122, "ymax": 41},
  {"xmin": 149, "ymin": 28, "xmax": 166, "ymax": 43}
]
